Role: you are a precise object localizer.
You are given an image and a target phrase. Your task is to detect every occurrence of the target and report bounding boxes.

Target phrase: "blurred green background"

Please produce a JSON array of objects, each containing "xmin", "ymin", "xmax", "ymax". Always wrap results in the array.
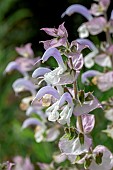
[{"xmin": 0, "ymin": 0, "xmax": 113, "ymax": 167}]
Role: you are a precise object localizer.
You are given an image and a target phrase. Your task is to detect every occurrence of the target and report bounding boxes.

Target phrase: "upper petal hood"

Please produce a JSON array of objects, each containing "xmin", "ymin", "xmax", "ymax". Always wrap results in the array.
[{"xmin": 62, "ymin": 4, "xmax": 93, "ymax": 21}]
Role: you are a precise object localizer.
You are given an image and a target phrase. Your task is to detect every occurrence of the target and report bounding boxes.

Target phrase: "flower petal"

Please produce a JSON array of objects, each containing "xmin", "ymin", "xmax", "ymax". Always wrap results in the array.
[
  {"xmin": 76, "ymin": 38, "xmax": 97, "ymax": 51},
  {"xmin": 34, "ymin": 86, "xmax": 60, "ymax": 101},
  {"xmin": 16, "ymin": 57, "xmax": 35, "ymax": 71},
  {"xmin": 41, "ymin": 47, "xmax": 65, "ymax": 67},
  {"xmin": 23, "ymin": 157, "xmax": 34, "ymax": 170},
  {"xmin": 22, "ymin": 118, "xmax": 43, "ymax": 129},
  {"xmin": 95, "ymin": 54, "xmax": 112, "ymax": 67},
  {"xmin": 76, "ymin": 114, "xmax": 95, "ymax": 134},
  {"xmin": 15, "ymin": 43, "xmax": 34, "ymax": 58},
  {"xmin": 81, "ymin": 70, "xmax": 101, "ymax": 84},
  {"xmin": 105, "ymin": 108, "xmax": 113, "ymax": 121},
  {"xmin": 59, "ymin": 135, "xmax": 92, "ymax": 163},
  {"xmin": 100, "ymin": 0, "xmax": 110, "ymax": 10},
  {"xmin": 32, "ymin": 67, "xmax": 51, "ymax": 78},
  {"xmin": 12, "ymin": 78, "xmax": 36, "ymax": 95},
  {"xmin": 46, "ymin": 127, "xmax": 60, "ymax": 142},
  {"xmin": 37, "ymin": 162, "xmax": 54, "ymax": 170},
  {"xmin": 74, "ymin": 93, "xmax": 102, "ymax": 116},
  {"xmin": 97, "ymin": 71, "xmax": 113, "ymax": 91},
  {"xmin": 57, "ymin": 22, "xmax": 68, "ymax": 38},
  {"xmin": 71, "ymin": 40, "xmax": 88, "ymax": 53},
  {"xmin": 58, "ymin": 105, "xmax": 73, "ymax": 126},
  {"xmin": 26, "ymin": 106, "xmax": 45, "ymax": 120},
  {"xmin": 72, "ymin": 54, "xmax": 84, "ymax": 70},
  {"xmin": 59, "ymin": 92, "xmax": 73, "ymax": 107},
  {"xmin": 90, "ymin": 3, "xmax": 104, "ymax": 16},
  {"xmin": 78, "ymin": 24, "xmax": 89, "ymax": 38},
  {"xmin": 110, "ymin": 10, "xmax": 113, "ymax": 20},
  {"xmin": 13, "ymin": 156, "xmax": 34, "ymax": 170},
  {"xmin": 4, "ymin": 57, "xmax": 37, "ymax": 76},
  {"xmin": 89, "ymin": 145, "xmax": 113, "ymax": 170},
  {"xmin": 86, "ymin": 17, "xmax": 107, "ymax": 35},
  {"xmin": 4, "ymin": 61, "xmax": 19, "ymax": 73},
  {"xmin": 41, "ymin": 27, "xmax": 57, "ymax": 37},
  {"xmin": 4, "ymin": 61, "xmax": 28, "ymax": 77},
  {"xmin": 61, "ymin": 4, "xmax": 93, "ymax": 21},
  {"xmin": 44, "ymin": 67, "xmax": 76, "ymax": 85}
]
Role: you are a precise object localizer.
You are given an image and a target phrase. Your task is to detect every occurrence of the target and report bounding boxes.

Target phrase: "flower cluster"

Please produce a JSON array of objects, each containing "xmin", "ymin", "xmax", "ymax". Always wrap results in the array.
[
  {"xmin": 61, "ymin": 0, "xmax": 113, "ymax": 169},
  {"xmin": 4, "ymin": 0, "xmax": 113, "ymax": 169}
]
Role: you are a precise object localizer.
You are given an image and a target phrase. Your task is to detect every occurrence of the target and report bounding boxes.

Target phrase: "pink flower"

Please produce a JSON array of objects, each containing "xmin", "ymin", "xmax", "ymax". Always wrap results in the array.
[
  {"xmin": 12, "ymin": 78, "xmax": 36, "ymax": 96},
  {"xmin": 59, "ymin": 134, "xmax": 92, "ymax": 164},
  {"xmin": 89, "ymin": 145, "xmax": 113, "ymax": 170},
  {"xmin": 97, "ymin": 71, "xmax": 113, "ymax": 91},
  {"xmin": 13, "ymin": 156, "xmax": 34, "ymax": 170},
  {"xmin": 90, "ymin": 0, "xmax": 110, "ymax": 16},
  {"xmin": 78, "ymin": 17, "xmax": 107, "ymax": 38},
  {"xmin": 4, "ymin": 57, "xmax": 39, "ymax": 77},
  {"xmin": 37, "ymin": 162, "xmax": 54, "ymax": 170},
  {"xmin": 15, "ymin": 43, "xmax": 34, "ymax": 58},
  {"xmin": 40, "ymin": 23, "xmax": 68, "ymax": 50},
  {"xmin": 76, "ymin": 114, "xmax": 95, "ymax": 134},
  {"xmin": 86, "ymin": 17, "xmax": 107, "ymax": 35}
]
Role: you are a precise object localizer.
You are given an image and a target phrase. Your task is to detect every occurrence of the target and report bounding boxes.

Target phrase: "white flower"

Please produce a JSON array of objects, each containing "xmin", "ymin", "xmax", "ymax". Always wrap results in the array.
[
  {"xmin": 105, "ymin": 109, "xmax": 113, "ymax": 121},
  {"xmin": 95, "ymin": 54, "xmax": 112, "ymax": 67},
  {"xmin": 35, "ymin": 125, "xmax": 46, "ymax": 143},
  {"xmin": 103, "ymin": 124, "xmax": 113, "ymax": 139},
  {"xmin": 84, "ymin": 50, "xmax": 98, "ymax": 68},
  {"xmin": 44, "ymin": 65, "xmax": 67, "ymax": 85},
  {"xmin": 47, "ymin": 101, "xmax": 60, "ymax": 122},
  {"xmin": 47, "ymin": 92, "xmax": 74, "ymax": 126},
  {"xmin": 46, "ymin": 127, "xmax": 60, "ymax": 142},
  {"xmin": 58, "ymin": 104, "xmax": 73, "ymax": 126},
  {"xmin": 78, "ymin": 24, "xmax": 89, "ymax": 38}
]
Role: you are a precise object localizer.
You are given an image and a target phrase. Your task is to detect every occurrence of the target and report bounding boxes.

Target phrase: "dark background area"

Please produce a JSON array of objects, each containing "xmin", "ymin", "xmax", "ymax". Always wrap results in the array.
[
  {"xmin": 24, "ymin": 0, "xmax": 113, "ymax": 49},
  {"xmin": 19, "ymin": 0, "xmax": 93, "ymax": 50}
]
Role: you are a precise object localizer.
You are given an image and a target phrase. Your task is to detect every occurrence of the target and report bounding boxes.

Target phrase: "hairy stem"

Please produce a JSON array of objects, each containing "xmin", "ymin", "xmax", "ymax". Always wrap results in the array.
[
  {"xmin": 77, "ymin": 116, "xmax": 84, "ymax": 133},
  {"xmin": 73, "ymin": 80, "xmax": 77, "ymax": 99},
  {"xmin": 69, "ymin": 58, "xmax": 84, "ymax": 133},
  {"xmin": 105, "ymin": 28, "xmax": 112, "ymax": 45}
]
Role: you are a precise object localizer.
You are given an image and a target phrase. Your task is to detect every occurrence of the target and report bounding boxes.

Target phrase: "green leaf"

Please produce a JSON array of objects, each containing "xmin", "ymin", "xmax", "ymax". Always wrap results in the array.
[
  {"xmin": 84, "ymin": 158, "xmax": 92, "ymax": 169},
  {"xmin": 79, "ymin": 133, "xmax": 84, "ymax": 145},
  {"xmin": 78, "ymin": 90, "xmax": 85, "ymax": 104},
  {"xmin": 95, "ymin": 152, "xmax": 103, "ymax": 165}
]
